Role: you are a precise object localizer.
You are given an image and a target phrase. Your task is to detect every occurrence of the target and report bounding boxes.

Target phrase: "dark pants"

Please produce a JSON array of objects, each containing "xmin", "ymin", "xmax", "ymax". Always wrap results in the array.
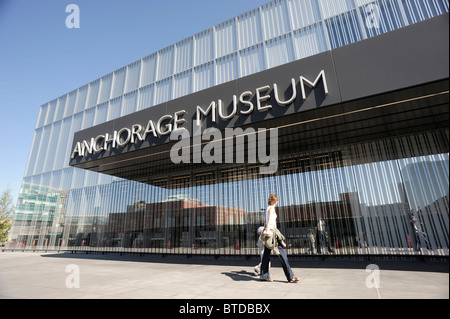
[
  {"xmin": 318, "ymin": 230, "xmax": 332, "ymax": 253},
  {"xmin": 260, "ymin": 242, "xmax": 295, "ymax": 282},
  {"xmin": 414, "ymin": 232, "xmax": 432, "ymax": 251}
]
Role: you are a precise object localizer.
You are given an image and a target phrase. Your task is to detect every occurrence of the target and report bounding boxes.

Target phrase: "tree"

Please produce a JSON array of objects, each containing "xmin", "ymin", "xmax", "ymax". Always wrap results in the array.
[{"xmin": 0, "ymin": 187, "xmax": 15, "ymax": 242}]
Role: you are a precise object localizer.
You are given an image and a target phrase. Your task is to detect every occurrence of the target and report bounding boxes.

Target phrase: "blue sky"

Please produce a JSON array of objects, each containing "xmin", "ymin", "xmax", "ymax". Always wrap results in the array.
[{"xmin": 0, "ymin": 0, "xmax": 270, "ymax": 203}]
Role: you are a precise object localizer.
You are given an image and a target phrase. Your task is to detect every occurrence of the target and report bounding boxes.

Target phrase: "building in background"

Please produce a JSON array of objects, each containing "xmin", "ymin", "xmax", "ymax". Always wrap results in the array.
[{"xmin": 7, "ymin": 0, "xmax": 449, "ymax": 257}]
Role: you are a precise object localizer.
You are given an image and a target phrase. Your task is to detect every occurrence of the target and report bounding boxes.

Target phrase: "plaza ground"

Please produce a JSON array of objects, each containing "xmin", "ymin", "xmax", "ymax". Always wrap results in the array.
[{"xmin": 0, "ymin": 251, "xmax": 448, "ymax": 299}]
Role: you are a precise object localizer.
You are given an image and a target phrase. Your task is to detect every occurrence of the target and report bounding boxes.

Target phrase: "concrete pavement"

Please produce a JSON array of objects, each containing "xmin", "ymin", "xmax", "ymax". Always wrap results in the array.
[{"xmin": 0, "ymin": 251, "xmax": 448, "ymax": 299}]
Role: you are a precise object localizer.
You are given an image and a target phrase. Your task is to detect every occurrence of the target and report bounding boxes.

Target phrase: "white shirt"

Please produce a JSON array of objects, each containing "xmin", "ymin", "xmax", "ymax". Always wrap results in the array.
[
  {"xmin": 318, "ymin": 219, "xmax": 325, "ymax": 231},
  {"xmin": 265, "ymin": 205, "xmax": 277, "ymax": 230}
]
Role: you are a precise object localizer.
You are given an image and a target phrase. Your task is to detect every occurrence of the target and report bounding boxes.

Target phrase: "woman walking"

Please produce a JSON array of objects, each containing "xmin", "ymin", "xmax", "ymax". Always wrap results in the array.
[{"xmin": 260, "ymin": 194, "xmax": 300, "ymax": 283}]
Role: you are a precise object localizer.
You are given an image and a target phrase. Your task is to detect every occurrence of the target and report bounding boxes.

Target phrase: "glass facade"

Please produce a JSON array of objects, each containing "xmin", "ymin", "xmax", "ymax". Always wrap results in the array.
[{"xmin": 7, "ymin": 0, "xmax": 449, "ymax": 257}]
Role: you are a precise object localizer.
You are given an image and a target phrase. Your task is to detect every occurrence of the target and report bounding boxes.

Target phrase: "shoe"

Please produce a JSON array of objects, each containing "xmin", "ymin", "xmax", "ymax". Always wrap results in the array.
[
  {"xmin": 254, "ymin": 266, "xmax": 260, "ymax": 276},
  {"xmin": 290, "ymin": 276, "xmax": 300, "ymax": 283}
]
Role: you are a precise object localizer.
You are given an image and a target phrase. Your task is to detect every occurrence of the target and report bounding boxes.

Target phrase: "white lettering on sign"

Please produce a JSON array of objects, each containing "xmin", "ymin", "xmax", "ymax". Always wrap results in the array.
[{"xmin": 71, "ymin": 70, "xmax": 328, "ymax": 159}]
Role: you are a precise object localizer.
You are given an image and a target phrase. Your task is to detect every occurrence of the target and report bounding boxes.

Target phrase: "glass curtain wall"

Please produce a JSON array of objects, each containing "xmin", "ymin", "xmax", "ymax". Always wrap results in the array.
[{"xmin": 10, "ymin": 130, "xmax": 448, "ymax": 256}]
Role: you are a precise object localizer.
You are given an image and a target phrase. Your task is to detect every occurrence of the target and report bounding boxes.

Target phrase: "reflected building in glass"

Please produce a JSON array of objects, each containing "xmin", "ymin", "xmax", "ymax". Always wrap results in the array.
[{"xmin": 7, "ymin": 0, "xmax": 449, "ymax": 258}]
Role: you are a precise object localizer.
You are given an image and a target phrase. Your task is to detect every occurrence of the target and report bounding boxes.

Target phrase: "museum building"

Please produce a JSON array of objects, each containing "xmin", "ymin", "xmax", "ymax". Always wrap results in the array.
[{"xmin": 7, "ymin": 0, "xmax": 449, "ymax": 258}]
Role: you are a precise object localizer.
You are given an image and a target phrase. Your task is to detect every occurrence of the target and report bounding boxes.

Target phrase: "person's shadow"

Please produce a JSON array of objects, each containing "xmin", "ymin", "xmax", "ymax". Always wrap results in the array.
[
  {"xmin": 221, "ymin": 270, "xmax": 285, "ymax": 283},
  {"xmin": 221, "ymin": 270, "xmax": 258, "ymax": 281}
]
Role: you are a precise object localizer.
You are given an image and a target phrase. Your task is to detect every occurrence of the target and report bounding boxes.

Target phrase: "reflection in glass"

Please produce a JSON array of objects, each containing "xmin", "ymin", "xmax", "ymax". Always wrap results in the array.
[{"xmin": 8, "ymin": 130, "xmax": 448, "ymax": 257}]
